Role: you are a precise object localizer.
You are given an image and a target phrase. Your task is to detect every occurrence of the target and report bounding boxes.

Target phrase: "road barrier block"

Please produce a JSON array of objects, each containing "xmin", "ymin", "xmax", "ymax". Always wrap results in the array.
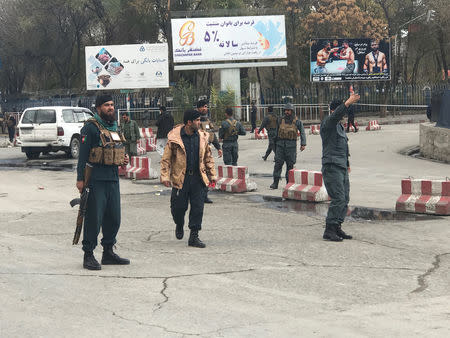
[
  {"xmin": 125, "ymin": 156, "xmax": 158, "ymax": 180},
  {"xmin": 396, "ymin": 179, "xmax": 450, "ymax": 215},
  {"xmin": 215, "ymin": 165, "xmax": 257, "ymax": 193},
  {"xmin": 118, "ymin": 163, "xmax": 131, "ymax": 176},
  {"xmin": 282, "ymin": 169, "xmax": 330, "ymax": 202},
  {"xmin": 144, "ymin": 135, "xmax": 157, "ymax": 152},
  {"xmin": 137, "ymin": 139, "xmax": 147, "ymax": 155},
  {"xmin": 140, "ymin": 128, "xmax": 154, "ymax": 138},
  {"xmin": 343, "ymin": 121, "xmax": 359, "ymax": 132},
  {"xmin": 309, "ymin": 125, "xmax": 320, "ymax": 135},
  {"xmin": 366, "ymin": 120, "xmax": 381, "ymax": 131}
]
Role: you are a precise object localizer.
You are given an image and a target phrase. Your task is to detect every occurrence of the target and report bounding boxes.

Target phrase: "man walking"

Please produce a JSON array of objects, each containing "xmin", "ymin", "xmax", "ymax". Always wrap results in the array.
[
  {"xmin": 270, "ymin": 103, "xmax": 306, "ymax": 189},
  {"xmin": 77, "ymin": 94, "xmax": 130, "ymax": 270},
  {"xmin": 155, "ymin": 106, "xmax": 174, "ymax": 156},
  {"xmin": 121, "ymin": 111, "xmax": 140, "ymax": 156},
  {"xmin": 259, "ymin": 106, "xmax": 278, "ymax": 161},
  {"xmin": 250, "ymin": 100, "xmax": 257, "ymax": 133},
  {"xmin": 7, "ymin": 114, "xmax": 16, "ymax": 144},
  {"xmin": 219, "ymin": 108, "xmax": 246, "ymax": 166},
  {"xmin": 320, "ymin": 93, "xmax": 360, "ymax": 241},
  {"xmin": 197, "ymin": 99, "xmax": 222, "ymax": 203},
  {"xmin": 160, "ymin": 110, "xmax": 216, "ymax": 248}
]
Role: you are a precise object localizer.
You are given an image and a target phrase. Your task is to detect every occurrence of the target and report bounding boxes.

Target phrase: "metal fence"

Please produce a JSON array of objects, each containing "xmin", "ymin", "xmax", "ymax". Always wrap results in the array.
[{"xmin": 2, "ymin": 83, "xmax": 448, "ymax": 119}]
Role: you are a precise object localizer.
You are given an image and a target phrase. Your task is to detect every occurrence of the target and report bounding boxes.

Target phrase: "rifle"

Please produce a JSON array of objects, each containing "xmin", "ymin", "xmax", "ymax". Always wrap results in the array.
[{"xmin": 70, "ymin": 163, "xmax": 93, "ymax": 245}]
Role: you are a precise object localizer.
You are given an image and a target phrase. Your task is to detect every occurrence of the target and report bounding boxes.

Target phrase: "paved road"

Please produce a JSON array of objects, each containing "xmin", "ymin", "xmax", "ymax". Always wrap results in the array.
[{"xmin": 0, "ymin": 122, "xmax": 449, "ymax": 337}]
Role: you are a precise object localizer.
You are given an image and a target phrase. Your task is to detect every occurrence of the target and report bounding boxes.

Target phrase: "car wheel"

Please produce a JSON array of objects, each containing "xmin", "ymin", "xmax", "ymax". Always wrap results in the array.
[
  {"xmin": 69, "ymin": 137, "xmax": 80, "ymax": 159},
  {"xmin": 25, "ymin": 151, "xmax": 40, "ymax": 160}
]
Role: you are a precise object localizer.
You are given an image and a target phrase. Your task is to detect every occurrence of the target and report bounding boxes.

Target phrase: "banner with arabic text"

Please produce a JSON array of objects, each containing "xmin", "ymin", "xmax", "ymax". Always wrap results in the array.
[
  {"xmin": 85, "ymin": 43, "xmax": 169, "ymax": 90},
  {"xmin": 171, "ymin": 16, "xmax": 287, "ymax": 63}
]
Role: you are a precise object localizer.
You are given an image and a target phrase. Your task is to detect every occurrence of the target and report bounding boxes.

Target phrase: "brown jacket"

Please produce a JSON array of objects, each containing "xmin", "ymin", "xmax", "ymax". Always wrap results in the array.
[{"xmin": 160, "ymin": 124, "xmax": 216, "ymax": 189}]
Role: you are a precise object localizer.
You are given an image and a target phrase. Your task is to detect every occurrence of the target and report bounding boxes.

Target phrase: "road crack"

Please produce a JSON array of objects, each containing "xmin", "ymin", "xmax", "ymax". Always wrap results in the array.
[{"xmin": 411, "ymin": 252, "xmax": 450, "ymax": 293}]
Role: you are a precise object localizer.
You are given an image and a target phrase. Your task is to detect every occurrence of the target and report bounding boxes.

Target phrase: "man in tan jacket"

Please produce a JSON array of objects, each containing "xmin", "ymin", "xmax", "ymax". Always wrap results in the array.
[{"xmin": 160, "ymin": 110, "xmax": 216, "ymax": 248}]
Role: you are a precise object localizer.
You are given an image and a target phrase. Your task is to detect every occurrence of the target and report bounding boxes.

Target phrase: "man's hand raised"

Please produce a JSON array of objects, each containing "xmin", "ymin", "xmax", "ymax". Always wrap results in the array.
[{"xmin": 345, "ymin": 93, "xmax": 360, "ymax": 107}]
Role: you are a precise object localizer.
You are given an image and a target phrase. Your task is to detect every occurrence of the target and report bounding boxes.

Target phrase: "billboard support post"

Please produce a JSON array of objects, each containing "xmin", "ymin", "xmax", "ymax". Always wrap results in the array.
[{"xmin": 220, "ymin": 68, "xmax": 241, "ymax": 119}]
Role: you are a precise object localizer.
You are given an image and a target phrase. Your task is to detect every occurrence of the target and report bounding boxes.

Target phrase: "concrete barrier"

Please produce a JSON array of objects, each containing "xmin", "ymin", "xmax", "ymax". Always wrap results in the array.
[
  {"xmin": 144, "ymin": 135, "xmax": 157, "ymax": 152},
  {"xmin": 125, "ymin": 156, "xmax": 158, "ymax": 180},
  {"xmin": 343, "ymin": 121, "xmax": 359, "ymax": 132},
  {"xmin": 215, "ymin": 165, "xmax": 257, "ymax": 192},
  {"xmin": 118, "ymin": 163, "xmax": 131, "ymax": 176},
  {"xmin": 140, "ymin": 128, "xmax": 154, "ymax": 138},
  {"xmin": 137, "ymin": 139, "xmax": 147, "ymax": 155},
  {"xmin": 396, "ymin": 178, "xmax": 450, "ymax": 215},
  {"xmin": 309, "ymin": 125, "xmax": 320, "ymax": 135},
  {"xmin": 366, "ymin": 120, "xmax": 381, "ymax": 131},
  {"xmin": 282, "ymin": 169, "xmax": 330, "ymax": 202},
  {"xmin": 252, "ymin": 128, "xmax": 268, "ymax": 140}
]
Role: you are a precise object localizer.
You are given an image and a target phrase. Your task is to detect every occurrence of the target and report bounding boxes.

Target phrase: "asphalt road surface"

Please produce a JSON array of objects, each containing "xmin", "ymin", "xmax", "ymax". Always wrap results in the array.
[{"xmin": 0, "ymin": 123, "xmax": 449, "ymax": 337}]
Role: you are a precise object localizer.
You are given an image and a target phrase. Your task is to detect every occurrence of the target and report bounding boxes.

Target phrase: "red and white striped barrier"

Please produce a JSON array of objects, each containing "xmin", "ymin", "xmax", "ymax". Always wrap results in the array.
[
  {"xmin": 144, "ymin": 135, "xmax": 157, "ymax": 152},
  {"xmin": 118, "ymin": 163, "xmax": 131, "ymax": 176},
  {"xmin": 252, "ymin": 128, "xmax": 268, "ymax": 140},
  {"xmin": 343, "ymin": 121, "xmax": 359, "ymax": 132},
  {"xmin": 215, "ymin": 165, "xmax": 257, "ymax": 193},
  {"xmin": 396, "ymin": 179, "xmax": 450, "ymax": 215},
  {"xmin": 309, "ymin": 124, "xmax": 320, "ymax": 135},
  {"xmin": 137, "ymin": 139, "xmax": 147, "ymax": 155},
  {"xmin": 366, "ymin": 120, "xmax": 381, "ymax": 131},
  {"xmin": 140, "ymin": 128, "xmax": 156, "ymax": 152},
  {"xmin": 140, "ymin": 128, "xmax": 154, "ymax": 138},
  {"xmin": 282, "ymin": 169, "xmax": 330, "ymax": 202},
  {"xmin": 125, "ymin": 156, "xmax": 158, "ymax": 180}
]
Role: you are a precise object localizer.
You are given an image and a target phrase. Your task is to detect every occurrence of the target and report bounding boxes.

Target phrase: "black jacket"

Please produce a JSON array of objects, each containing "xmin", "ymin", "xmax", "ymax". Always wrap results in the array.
[{"xmin": 156, "ymin": 112, "xmax": 174, "ymax": 138}]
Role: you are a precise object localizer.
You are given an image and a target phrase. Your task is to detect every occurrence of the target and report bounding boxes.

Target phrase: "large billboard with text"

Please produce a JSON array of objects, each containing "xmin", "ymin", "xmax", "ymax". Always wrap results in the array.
[
  {"xmin": 171, "ymin": 16, "xmax": 287, "ymax": 63},
  {"xmin": 85, "ymin": 43, "xmax": 169, "ymax": 90},
  {"xmin": 310, "ymin": 38, "xmax": 391, "ymax": 82}
]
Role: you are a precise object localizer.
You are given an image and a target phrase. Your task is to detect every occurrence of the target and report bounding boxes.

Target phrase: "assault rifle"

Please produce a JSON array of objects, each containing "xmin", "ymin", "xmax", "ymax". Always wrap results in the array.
[{"xmin": 70, "ymin": 163, "xmax": 93, "ymax": 245}]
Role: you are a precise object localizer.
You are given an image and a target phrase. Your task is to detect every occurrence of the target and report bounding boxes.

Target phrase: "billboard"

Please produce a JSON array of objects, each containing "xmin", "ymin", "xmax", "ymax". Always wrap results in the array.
[
  {"xmin": 85, "ymin": 43, "xmax": 169, "ymax": 90},
  {"xmin": 310, "ymin": 38, "xmax": 391, "ymax": 82},
  {"xmin": 171, "ymin": 15, "xmax": 287, "ymax": 63}
]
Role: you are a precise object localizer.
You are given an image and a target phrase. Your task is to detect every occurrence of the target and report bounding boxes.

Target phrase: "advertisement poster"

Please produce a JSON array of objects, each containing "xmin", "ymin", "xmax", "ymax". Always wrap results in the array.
[
  {"xmin": 171, "ymin": 15, "xmax": 287, "ymax": 63},
  {"xmin": 85, "ymin": 43, "xmax": 169, "ymax": 90},
  {"xmin": 310, "ymin": 38, "xmax": 391, "ymax": 82}
]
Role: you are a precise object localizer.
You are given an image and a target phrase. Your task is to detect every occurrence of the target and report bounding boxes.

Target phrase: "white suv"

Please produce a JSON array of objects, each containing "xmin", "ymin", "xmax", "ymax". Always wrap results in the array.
[{"xmin": 16, "ymin": 106, "xmax": 94, "ymax": 159}]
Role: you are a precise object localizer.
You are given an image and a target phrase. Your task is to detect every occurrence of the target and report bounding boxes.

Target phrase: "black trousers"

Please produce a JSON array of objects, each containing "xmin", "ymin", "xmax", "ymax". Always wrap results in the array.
[
  {"xmin": 264, "ymin": 137, "xmax": 276, "ymax": 158},
  {"xmin": 171, "ymin": 174, "xmax": 206, "ymax": 231},
  {"xmin": 347, "ymin": 116, "xmax": 357, "ymax": 131},
  {"xmin": 82, "ymin": 180, "xmax": 121, "ymax": 252},
  {"xmin": 8, "ymin": 127, "xmax": 15, "ymax": 142}
]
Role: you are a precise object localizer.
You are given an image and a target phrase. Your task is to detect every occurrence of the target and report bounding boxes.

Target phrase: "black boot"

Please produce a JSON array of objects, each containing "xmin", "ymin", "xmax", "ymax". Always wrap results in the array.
[
  {"xmin": 101, "ymin": 245, "xmax": 130, "ymax": 265},
  {"xmin": 336, "ymin": 224, "xmax": 352, "ymax": 239},
  {"xmin": 323, "ymin": 224, "xmax": 343, "ymax": 242},
  {"xmin": 270, "ymin": 178, "xmax": 279, "ymax": 189},
  {"xmin": 188, "ymin": 230, "xmax": 206, "ymax": 248},
  {"xmin": 175, "ymin": 223, "xmax": 184, "ymax": 240},
  {"xmin": 204, "ymin": 192, "xmax": 213, "ymax": 204},
  {"xmin": 262, "ymin": 155, "xmax": 267, "ymax": 161},
  {"xmin": 83, "ymin": 251, "xmax": 101, "ymax": 270}
]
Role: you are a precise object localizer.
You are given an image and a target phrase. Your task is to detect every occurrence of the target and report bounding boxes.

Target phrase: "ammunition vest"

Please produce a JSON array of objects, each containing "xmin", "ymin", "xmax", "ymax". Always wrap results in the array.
[
  {"xmin": 200, "ymin": 119, "xmax": 216, "ymax": 143},
  {"xmin": 87, "ymin": 119, "xmax": 126, "ymax": 166},
  {"xmin": 267, "ymin": 113, "xmax": 277, "ymax": 129},
  {"xmin": 223, "ymin": 118, "xmax": 238, "ymax": 140},
  {"xmin": 278, "ymin": 116, "xmax": 298, "ymax": 140}
]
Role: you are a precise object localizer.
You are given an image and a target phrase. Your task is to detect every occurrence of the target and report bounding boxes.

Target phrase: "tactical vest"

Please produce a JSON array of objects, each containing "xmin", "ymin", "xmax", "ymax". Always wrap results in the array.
[
  {"xmin": 278, "ymin": 116, "xmax": 298, "ymax": 140},
  {"xmin": 200, "ymin": 120, "xmax": 216, "ymax": 143},
  {"xmin": 87, "ymin": 119, "xmax": 126, "ymax": 166},
  {"xmin": 223, "ymin": 118, "xmax": 238, "ymax": 139},
  {"xmin": 267, "ymin": 113, "xmax": 277, "ymax": 129}
]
